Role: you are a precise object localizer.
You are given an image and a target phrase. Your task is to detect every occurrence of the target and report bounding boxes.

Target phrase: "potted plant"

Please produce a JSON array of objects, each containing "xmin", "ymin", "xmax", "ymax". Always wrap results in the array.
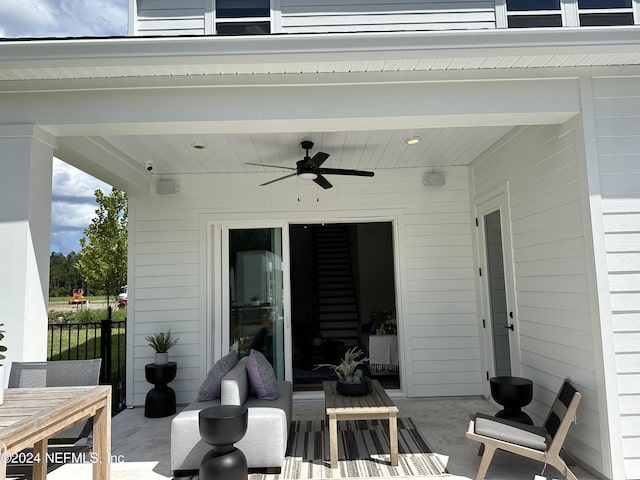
[
  {"xmin": 0, "ymin": 324, "xmax": 7, "ymax": 405},
  {"xmin": 315, "ymin": 346, "xmax": 371, "ymax": 396},
  {"xmin": 145, "ymin": 330, "xmax": 178, "ymax": 365}
]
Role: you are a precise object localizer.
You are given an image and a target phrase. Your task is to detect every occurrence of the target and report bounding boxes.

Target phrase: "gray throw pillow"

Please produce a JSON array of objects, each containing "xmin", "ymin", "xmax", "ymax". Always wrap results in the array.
[
  {"xmin": 246, "ymin": 349, "xmax": 278, "ymax": 400},
  {"xmin": 197, "ymin": 351, "xmax": 238, "ymax": 401}
]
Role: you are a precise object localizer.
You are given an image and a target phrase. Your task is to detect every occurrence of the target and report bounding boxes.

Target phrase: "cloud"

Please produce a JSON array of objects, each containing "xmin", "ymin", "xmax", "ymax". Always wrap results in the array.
[
  {"xmin": 0, "ymin": 0, "xmax": 128, "ymax": 38},
  {"xmin": 1, "ymin": 2, "xmax": 126, "ymax": 253},
  {"xmin": 50, "ymin": 158, "xmax": 111, "ymax": 254}
]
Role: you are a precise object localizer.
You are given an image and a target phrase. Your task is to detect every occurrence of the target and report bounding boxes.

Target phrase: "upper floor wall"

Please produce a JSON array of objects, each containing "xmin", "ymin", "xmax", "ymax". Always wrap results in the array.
[{"xmin": 130, "ymin": 0, "xmax": 639, "ymax": 36}]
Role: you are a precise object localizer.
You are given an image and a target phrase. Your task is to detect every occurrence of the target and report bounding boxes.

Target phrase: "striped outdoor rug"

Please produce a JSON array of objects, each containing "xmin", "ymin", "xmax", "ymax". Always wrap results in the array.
[{"xmin": 176, "ymin": 417, "xmax": 448, "ymax": 479}]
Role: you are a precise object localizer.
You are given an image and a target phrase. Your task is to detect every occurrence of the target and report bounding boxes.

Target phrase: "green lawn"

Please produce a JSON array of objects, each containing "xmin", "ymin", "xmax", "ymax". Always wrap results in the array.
[
  {"xmin": 48, "ymin": 325, "xmax": 126, "ymax": 379},
  {"xmin": 48, "ymin": 295, "xmax": 106, "ymax": 305}
]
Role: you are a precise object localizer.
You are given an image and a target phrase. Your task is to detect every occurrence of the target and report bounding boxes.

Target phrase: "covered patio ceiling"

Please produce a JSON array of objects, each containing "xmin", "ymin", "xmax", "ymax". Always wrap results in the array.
[{"xmin": 1, "ymin": 27, "xmax": 639, "ymax": 193}]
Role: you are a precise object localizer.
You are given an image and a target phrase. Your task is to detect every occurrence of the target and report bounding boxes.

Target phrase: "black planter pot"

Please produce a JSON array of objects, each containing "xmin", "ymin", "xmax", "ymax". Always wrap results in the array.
[{"xmin": 336, "ymin": 381, "xmax": 369, "ymax": 396}]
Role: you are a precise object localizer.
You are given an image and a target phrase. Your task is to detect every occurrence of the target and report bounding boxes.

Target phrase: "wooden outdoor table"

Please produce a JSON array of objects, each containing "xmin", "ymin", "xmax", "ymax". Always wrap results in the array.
[
  {"xmin": 323, "ymin": 380, "xmax": 399, "ymax": 469},
  {"xmin": 0, "ymin": 385, "xmax": 111, "ymax": 480}
]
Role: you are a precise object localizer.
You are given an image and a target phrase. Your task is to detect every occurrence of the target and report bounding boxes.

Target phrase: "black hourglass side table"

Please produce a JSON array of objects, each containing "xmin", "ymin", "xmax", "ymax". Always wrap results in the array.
[
  {"xmin": 490, "ymin": 376, "xmax": 533, "ymax": 425},
  {"xmin": 144, "ymin": 361, "xmax": 177, "ymax": 418},
  {"xmin": 199, "ymin": 405, "xmax": 248, "ymax": 480}
]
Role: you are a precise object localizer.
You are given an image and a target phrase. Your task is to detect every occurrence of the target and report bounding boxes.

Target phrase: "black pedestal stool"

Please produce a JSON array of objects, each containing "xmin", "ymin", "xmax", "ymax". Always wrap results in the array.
[
  {"xmin": 144, "ymin": 362, "xmax": 177, "ymax": 418},
  {"xmin": 199, "ymin": 405, "xmax": 248, "ymax": 480}
]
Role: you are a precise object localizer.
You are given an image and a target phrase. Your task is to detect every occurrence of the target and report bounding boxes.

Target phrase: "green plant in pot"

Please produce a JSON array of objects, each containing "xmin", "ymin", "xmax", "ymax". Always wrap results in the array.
[
  {"xmin": 145, "ymin": 330, "xmax": 178, "ymax": 365},
  {"xmin": 0, "ymin": 324, "xmax": 7, "ymax": 405},
  {"xmin": 315, "ymin": 346, "xmax": 371, "ymax": 396}
]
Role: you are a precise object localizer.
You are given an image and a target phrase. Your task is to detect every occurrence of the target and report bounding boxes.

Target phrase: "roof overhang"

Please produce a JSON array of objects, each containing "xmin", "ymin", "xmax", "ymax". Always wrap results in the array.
[
  {"xmin": 1, "ymin": 27, "xmax": 638, "ymax": 194},
  {"xmin": 1, "ymin": 27, "xmax": 640, "ymax": 83}
]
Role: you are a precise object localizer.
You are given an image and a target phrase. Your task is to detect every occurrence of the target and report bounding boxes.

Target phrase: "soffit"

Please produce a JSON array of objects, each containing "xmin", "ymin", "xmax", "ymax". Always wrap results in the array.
[
  {"xmin": 0, "ymin": 28, "xmax": 634, "ymax": 190},
  {"xmin": 1, "ymin": 27, "xmax": 639, "ymax": 82}
]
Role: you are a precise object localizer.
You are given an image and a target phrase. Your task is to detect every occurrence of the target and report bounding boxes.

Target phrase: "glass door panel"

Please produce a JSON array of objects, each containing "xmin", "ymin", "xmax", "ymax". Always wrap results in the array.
[
  {"xmin": 484, "ymin": 210, "xmax": 511, "ymax": 377},
  {"xmin": 228, "ymin": 227, "xmax": 285, "ymax": 379}
]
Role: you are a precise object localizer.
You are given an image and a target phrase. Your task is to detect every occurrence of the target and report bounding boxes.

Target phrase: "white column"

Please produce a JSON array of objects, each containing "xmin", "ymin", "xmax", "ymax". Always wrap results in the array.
[{"xmin": 0, "ymin": 126, "xmax": 56, "ymax": 372}]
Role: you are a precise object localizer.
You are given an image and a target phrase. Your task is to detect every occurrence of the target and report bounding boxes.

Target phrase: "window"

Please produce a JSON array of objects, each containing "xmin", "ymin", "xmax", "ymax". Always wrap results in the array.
[
  {"xmin": 577, "ymin": 0, "xmax": 635, "ymax": 26},
  {"xmin": 506, "ymin": 0, "xmax": 563, "ymax": 28},
  {"xmin": 215, "ymin": 0, "xmax": 271, "ymax": 35},
  {"xmin": 502, "ymin": 0, "xmax": 636, "ymax": 28}
]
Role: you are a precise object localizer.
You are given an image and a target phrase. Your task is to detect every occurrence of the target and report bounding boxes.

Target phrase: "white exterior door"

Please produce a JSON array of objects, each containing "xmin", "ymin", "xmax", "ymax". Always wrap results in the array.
[{"xmin": 476, "ymin": 189, "xmax": 521, "ymax": 381}]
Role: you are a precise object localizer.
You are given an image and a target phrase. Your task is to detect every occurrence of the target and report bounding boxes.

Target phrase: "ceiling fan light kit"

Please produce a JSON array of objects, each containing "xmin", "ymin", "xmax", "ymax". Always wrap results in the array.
[
  {"xmin": 298, "ymin": 172, "xmax": 318, "ymax": 180},
  {"xmin": 247, "ymin": 140, "xmax": 374, "ymax": 189}
]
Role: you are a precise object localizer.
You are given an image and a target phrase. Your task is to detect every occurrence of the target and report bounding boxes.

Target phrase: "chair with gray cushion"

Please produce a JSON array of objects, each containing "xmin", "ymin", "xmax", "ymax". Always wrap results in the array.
[
  {"xmin": 9, "ymin": 359, "xmax": 102, "ymax": 442},
  {"xmin": 466, "ymin": 379, "xmax": 581, "ymax": 480}
]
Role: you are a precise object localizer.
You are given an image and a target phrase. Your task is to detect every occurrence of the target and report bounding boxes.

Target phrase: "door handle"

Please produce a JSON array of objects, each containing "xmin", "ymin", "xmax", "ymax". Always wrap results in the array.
[{"xmin": 504, "ymin": 324, "xmax": 514, "ymax": 331}]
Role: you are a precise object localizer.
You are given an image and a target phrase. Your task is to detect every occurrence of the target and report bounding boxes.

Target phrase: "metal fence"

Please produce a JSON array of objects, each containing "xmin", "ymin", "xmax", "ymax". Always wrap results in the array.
[{"xmin": 47, "ymin": 316, "xmax": 126, "ymax": 415}]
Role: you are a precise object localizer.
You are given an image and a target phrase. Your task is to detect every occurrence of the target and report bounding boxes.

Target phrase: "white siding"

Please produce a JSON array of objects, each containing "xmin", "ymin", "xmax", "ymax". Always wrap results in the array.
[
  {"xmin": 133, "ymin": 0, "xmax": 496, "ymax": 36},
  {"xmin": 280, "ymin": 0, "xmax": 496, "ymax": 34},
  {"xmin": 471, "ymin": 119, "xmax": 605, "ymax": 475},
  {"xmin": 135, "ymin": 0, "xmax": 206, "ymax": 36},
  {"xmin": 593, "ymin": 76, "xmax": 640, "ymax": 480},
  {"xmin": 129, "ymin": 166, "xmax": 481, "ymax": 405}
]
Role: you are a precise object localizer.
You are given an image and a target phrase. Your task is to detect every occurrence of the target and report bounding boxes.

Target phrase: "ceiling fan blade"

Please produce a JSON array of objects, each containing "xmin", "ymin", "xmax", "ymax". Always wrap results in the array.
[
  {"xmin": 308, "ymin": 152, "xmax": 330, "ymax": 168},
  {"xmin": 246, "ymin": 162, "xmax": 296, "ymax": 171},
  {"xmin": 313, "ymin": 175, "xmax": 333, "ymax": 189},
  {"xmin": 259, "ymin": 172, "xmax": 298, "ymax": 186},
  {"xmin": 319, "ymin": 168, "xmax": 375, "ymax": 177}
]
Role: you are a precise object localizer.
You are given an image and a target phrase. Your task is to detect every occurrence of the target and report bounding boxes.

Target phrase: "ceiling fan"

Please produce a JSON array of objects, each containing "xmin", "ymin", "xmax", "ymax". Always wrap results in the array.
[{"xmin": 246, "ymin": 140, "xmax": 374, "ymax": 189}]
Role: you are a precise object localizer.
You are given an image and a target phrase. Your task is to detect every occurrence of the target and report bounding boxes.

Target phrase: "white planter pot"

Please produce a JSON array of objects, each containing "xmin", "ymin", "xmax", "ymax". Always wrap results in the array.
[{"xmin": 154, "ymin": 352, "xmax": 169, "ymax": 365}]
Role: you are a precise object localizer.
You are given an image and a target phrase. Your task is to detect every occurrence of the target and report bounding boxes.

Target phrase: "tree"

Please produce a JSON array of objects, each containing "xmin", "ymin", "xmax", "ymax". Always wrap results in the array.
[
  {"xmin": 49, "ymin": 251, "xmax": 83, "ymax": 297},
  {"xmin": 76, "ymin": 188, "xmax": 128, "ymax": 307}
]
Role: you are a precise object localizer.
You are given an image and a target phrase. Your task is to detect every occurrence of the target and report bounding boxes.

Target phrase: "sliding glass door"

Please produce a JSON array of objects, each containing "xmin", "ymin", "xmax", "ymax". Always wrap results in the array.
[{"xmin": 223, "ymin": 226, "xmax": 289, "ymax": 380}]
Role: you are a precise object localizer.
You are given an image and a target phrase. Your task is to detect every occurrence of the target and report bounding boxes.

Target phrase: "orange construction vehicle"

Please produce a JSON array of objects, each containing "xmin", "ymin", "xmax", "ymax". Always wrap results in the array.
[{"xmin": 69, "ymin": 288, "xmax": 87, "ymax": 305}]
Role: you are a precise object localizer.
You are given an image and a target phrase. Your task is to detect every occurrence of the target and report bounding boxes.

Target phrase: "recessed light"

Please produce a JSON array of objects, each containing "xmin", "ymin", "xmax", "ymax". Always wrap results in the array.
[
  {"xmin": 406, "ymin": 136, "xmax": 421, "ymax": 145},
  {"xmin": 191, "ymin": 141, "xmax": 208, "ymax": 150}
]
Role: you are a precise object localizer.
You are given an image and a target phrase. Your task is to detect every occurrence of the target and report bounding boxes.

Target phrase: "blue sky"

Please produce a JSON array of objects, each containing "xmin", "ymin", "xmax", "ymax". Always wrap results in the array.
[{"xmin": 0, "ymin": 0, "xmax": 128, "ymax": 254}]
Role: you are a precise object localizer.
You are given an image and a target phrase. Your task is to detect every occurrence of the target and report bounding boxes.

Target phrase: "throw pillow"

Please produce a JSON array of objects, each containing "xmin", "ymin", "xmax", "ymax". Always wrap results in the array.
[
  {"xmin": 246, "ymin": 349, "xmax": 278, "ymax": 400},
  {"xmin": 197, "ymin": 351, "xmax": 238, "ymax": 401}
]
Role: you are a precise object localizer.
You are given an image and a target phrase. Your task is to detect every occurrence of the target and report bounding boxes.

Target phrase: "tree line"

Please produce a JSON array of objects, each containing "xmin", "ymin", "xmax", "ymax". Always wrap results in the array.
[
  {"xmin": 49, "ymin": 187, "xmax": 128, "ymax": 307},
  {"xmin": 49, "ymin": 251, "xmax": 84, "ymax": 297}
]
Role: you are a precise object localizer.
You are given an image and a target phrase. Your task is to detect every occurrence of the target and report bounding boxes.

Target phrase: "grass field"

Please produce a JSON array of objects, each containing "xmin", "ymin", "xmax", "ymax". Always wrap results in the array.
[
  {"xmin": 48, "ymin": 295, "xmax": 109, "ymax": 305},
  {"xmin": 48, "ymin": 324, "xmax": 126, "ymax": 378}
]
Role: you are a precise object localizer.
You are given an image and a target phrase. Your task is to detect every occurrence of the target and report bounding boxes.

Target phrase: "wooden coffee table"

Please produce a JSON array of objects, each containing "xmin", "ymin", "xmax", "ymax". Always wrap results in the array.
[{"xmin": 323, "ymin": 380, "xmax": 399, "ymax": 469}]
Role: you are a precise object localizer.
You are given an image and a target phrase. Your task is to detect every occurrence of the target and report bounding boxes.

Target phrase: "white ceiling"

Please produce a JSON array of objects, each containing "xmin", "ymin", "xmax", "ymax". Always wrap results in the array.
[
  {"xmin": 99, "ymin": 126, "xmax": 514, "ymax": 176},
  {"xmin": 7, "ymin": 28, "xmax": 636, "ymax": 187}
]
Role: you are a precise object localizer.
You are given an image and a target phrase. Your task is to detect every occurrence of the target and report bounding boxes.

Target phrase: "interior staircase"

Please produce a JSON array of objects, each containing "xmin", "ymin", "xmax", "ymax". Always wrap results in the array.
[{"xmin": 313, "ymin": 225, "xmax": 360, "ymax": 350}]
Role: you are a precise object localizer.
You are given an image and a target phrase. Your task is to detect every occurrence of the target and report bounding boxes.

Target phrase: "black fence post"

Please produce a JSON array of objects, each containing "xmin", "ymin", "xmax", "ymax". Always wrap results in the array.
[{"xmin": 100, "ymin": 307, "xmax": 113, "ymax": 384}]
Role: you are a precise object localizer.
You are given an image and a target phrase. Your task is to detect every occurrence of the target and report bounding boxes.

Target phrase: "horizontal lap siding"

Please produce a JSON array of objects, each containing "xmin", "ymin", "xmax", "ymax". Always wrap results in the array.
[
  {"xmin": 135, "ymin": 0, "xmax": 205, "ymax": 35},
  {"xmin": 135, "ymin": 0, "xmax": 496, "ymax": 35},
  {"xmin": 130, "ymin": 167, "xmax": 480, "ymax": 404},
  {"xmin": 472, "ymin": 120, "xmax": 604, "ymax": 473},
  {"xmin": 404, "ymin": 183, "xmax": 481, "ymax": 396},
  {"xmin": 593, "ymin": 76, "xmax": 640, "ymax": 480},
  {"xmin": 280, "ymin": 0, "xmax": 496, "ymax": 33},
  {"xmin": 131, "ymin": 206, "xmax": 201, "ymax": 405}
]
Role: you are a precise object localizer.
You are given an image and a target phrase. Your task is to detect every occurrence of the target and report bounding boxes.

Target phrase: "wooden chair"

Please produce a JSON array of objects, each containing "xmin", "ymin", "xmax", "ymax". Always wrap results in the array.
[{"xmin": 466, "ymin": 380, "xmax": 582, "ymax": 480}]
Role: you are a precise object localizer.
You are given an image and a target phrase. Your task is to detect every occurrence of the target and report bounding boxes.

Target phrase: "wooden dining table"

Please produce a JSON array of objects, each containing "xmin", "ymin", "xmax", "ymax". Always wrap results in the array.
[{"xmin": 0, "ymin": 385, "xmax": 111, "ymax": 480}]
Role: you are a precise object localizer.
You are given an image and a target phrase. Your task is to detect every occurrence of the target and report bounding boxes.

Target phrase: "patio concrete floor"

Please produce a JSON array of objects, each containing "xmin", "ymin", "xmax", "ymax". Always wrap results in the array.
[{"xmin": 43, "ymin": 396, "xmax": 602, "ymax": 480}]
